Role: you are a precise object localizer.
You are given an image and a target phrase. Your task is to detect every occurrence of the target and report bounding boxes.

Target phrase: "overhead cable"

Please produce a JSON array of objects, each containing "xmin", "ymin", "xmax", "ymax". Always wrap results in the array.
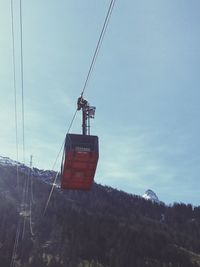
[
  {"xmin": 43, "ymin": 0, "xmax": 116, "ymax": 215},
  {"xmin": 10, "ymin": 1, "xmax": 28, "ymax": 265},
  {"xmin": 43, "ymin": 109, "xmax": 78, "ymax": 215},
  {"xmin": 19, "ymin": 0, "xmax": 25, "ymax": 164},
  {"xmin": 11, "ymin": 0, "xmax": 19, "ymax": 186},
  {"xmin": 80, "ymin": 0, "xmax": 116, "ymax": 97},
  {"xmin": 10, "ymin": 1, "xmax": 21, "ymax": 265}
]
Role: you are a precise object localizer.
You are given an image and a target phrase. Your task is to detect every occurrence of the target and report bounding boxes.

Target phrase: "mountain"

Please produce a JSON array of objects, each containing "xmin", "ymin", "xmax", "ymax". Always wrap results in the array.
[
  {"xmin": 0, "ymin": 156, "xmax": 200, "ymax": 267},
  {"xmin": 143, "ymin": 189, "xmax": 160, "ymax": 203},
  {"xmin": 0, "ymin": 156, "xmax": 56, "ymax": 182}
]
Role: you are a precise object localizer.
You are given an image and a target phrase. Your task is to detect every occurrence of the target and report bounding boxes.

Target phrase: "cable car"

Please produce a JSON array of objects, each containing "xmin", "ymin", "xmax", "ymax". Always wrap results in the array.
[{"xmin": 61, "ymin": 97, "xmax": 99, "ymax": 190}]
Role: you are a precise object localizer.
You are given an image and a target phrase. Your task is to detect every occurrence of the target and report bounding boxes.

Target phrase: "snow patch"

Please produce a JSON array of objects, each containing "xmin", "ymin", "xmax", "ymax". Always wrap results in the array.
[
  {"xmin": 142, "ymin": 189, "xmax": 160, "ymax": 203},
  {"xmin": 0, "ymin": 156, "xmax": 21, "ymax": 167},
  {"xmin": 0, "ymin": 156, "xmax": 57, "ymax": 183}
]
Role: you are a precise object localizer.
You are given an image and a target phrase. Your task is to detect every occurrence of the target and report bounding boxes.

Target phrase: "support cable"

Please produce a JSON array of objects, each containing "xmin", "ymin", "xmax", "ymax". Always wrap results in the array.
[
  {"xmin": 19, "ymin": 0, "xmax": 28, "ymax": 243},
  {"xmin": 30, "ymin": 170, "xmax": 34, "ymax": 204},
  {"xmin": 43, "ymin": 110, "xmax": 78, "ymax": 215},
  {"xmin": 29, "ymin": 155, "xmax": 35, "ymax": 236},
  {"xmin": 10, "ymin": 1, "xmax": 28, "ymax": 265},
  {"xmin": 11, "ymin": 0, "xmax": 19, "ymax": 186},
  {"xmin": 43, "ymin": 171, "xmax": 59, "ymax": 215},
  {"xmin": 20, "ymin": 0, "xmax": 25, "ymax": 164},
  {"xmin": 10, "ymin": 1, "xmax": 22, "ymax": 265},
  {"xmin": 80, "ymin": 0, "xmax": 116, "ymax": 97},
  {"xmin": 43, "ymin": 0, "xmax": 116, "ymax": 215},
  {"xmin": 49, "ymin": 0, "xmax": 115, "ymax": 173},
  {"xmin": 10, "ymin": 172, "xmax": 26, "ymax": 266},
  {"xmin": 22, "ymin": 172, "xmax": 29, "ymax": 240},
  {"xmin": 52, "ymin": 109, "xmax": 78, "ymax": 171},
  {"xmin": 29, "ymin": 201, "xmax": 34, "ymax": 237},
  {"xmin": 10, "ymin": 220, "xmax": 21, "ymax": 267}
]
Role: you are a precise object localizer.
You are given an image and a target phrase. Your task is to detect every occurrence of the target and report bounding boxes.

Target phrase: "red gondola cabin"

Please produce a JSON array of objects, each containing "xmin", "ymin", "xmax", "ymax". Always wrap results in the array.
[{"xmin": 61, "ymin": 133, "xmax": 99, "ymax": 190}]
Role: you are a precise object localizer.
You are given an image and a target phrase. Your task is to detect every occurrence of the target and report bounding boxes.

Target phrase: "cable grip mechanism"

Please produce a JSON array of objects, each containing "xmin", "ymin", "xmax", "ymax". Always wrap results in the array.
[{"xmin": 77, "ymin": 96, "xmax": 96, "ymax": 136}]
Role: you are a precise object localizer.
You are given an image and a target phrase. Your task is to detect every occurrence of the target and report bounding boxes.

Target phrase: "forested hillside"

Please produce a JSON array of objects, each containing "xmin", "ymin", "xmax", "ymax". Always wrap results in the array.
[{"xmin": 0, "ymin": 162, "xmax": 200, "ymax": 267}]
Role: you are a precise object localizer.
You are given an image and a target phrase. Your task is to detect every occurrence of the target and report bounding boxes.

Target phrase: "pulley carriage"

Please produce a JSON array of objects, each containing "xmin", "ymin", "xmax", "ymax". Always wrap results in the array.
[{"xmin": 61, "ymin": 97, "xmax": 99, "ymax": 190}]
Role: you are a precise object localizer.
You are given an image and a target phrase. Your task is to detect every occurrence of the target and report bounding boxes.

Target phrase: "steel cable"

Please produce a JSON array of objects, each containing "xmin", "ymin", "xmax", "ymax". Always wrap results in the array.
[
  {"xmin": 80, "ymin": 0, "xmax": 116, "ymax": 97},
  {"xmin": 43, "ymin": 109, "xmax": 78, "ymax": 215},
  {"xmin": 19, "ymin": 0, "xmax": 25, "ymax": 164},
  {"xmin": 10, "ymin": 1, "xmax": 28, "ymax": 264},
  {"xmin": 11, "ymin": 0, "xmax": 19, "ymax": 187},
  {"xmin": 43, "ymin": 0, "xmax": 116, "ymax": 215},
  {"xmin": 10, "ymin": 0, "xmax": 22, "ymax": 265}
]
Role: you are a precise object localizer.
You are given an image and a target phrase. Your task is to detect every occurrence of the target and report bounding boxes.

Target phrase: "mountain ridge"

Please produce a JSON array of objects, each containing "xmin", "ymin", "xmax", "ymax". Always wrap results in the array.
[
  {"xmin": 0, "ymin": 156, "xmax": 161, "ymax": 202},
  {"xmin": 0, "ymin": 156, "xmax": 200, "ymax": 267}
]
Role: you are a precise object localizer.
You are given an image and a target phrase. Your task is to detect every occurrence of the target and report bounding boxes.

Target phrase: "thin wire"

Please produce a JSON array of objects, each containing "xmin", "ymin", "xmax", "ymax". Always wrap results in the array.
[
  {"xmin": 10, "ymin": 1, "xmax": 27, "ymax": 263},
  {"xmin": 22, "ymin": 155, "xmax": 33, "ymax": 238},
  {"xmin": 43, "ymin": 0, "xmax": 116, "ymax": 215},
  {"xmin": 81, "ymin": 0, "xmax": 116, "ymax": 97},
  {"xmin": 29, "ymin": 159, "xmax": 35, "ymax": 236},
  {"xmin": 11, "ymin": 0, "xmax": 19, "ymax": 186},
  {"xmin": 52, "ymin": 109, "xmax": 78, "ymax": 171},
  {"xmin": 20, "ymin": 176, "xmax": 27, "ymax": 240},
  {"xmin": 43, "ymin": 109, "xmax": 78, "ymax": 215},
  {"xmin": 49, "ymin": 0, "xmax": 116, "ymax": 174},
  {"xmin": 30, "ymin": 170, "xmax": 34, "ymax": 204},
  {"xmin": 19, "ymin": 0, "xmax": 28, "ymax": 240},
  {"xmin": 10, "ymin": 1, "xmax": 22, "ymax": 265},
  {"xmin": 20, "ymin": 0, "xmax": 25, "ymax": 164},
  {"xmin": 10, "ymin": 220, "xmax": 21, "ymax": 267},
  {"xmin": 67, "ymin": 109, "xmax": 78, "ymax": 135},
  {"xmin": 51, "ymin": 140, "xmax": 65, "ymax": 172},
  {"xmin": 29, "ymin": 199, "xmax": 34, "ymax": 236},
  {"xmin": 22, "ymin": 172, "xmax": 29, "ymax": 240},
  {"xmin": 43, "ymin": 171, "xmax": 59, "ymax": 215},
  {"xmin": 89, "ymin": 0, "xmax": 116, "ymax": 81}
]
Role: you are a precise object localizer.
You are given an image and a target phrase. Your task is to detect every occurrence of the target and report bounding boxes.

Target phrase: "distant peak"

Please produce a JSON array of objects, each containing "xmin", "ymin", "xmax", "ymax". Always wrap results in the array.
[{"xmin": 142, "ymin": 189, "xmax": 160, "ymax": 203}]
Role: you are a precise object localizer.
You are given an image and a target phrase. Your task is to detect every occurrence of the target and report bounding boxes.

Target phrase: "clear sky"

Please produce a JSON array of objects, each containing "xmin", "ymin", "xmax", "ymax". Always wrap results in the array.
[{"xmin": 0, "ymin": 0, "xmax": 200, "ymax": 205}]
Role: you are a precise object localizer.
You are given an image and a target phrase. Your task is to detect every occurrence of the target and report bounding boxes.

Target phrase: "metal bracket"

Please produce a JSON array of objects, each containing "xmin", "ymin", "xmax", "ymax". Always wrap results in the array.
[{"xmin": 77, "ymin": 97, "xmax": 96, "ymax": 135}]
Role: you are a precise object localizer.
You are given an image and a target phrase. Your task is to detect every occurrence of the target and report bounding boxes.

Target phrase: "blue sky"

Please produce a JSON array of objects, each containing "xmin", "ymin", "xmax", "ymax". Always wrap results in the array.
[{"xmin": 0, "ymin": 0, "xmax": 200, "ymax": 205}]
